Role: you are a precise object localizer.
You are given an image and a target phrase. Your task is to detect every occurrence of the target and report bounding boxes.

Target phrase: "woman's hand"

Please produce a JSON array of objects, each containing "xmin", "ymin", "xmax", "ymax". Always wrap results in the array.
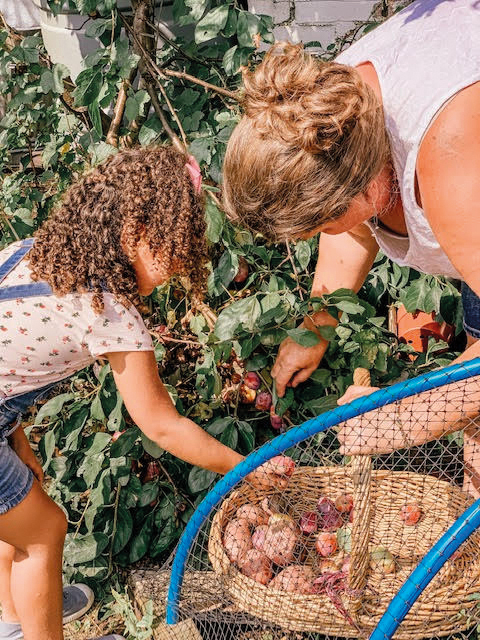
[
  {"xmin": 246, "ymin": 455, "xmax": 295, "ymax": 490},
  {"xmin": 9, "ymin": 428, "xmax": 44, "ymax": 483},
  {"xmin": 272, "ymin": 333, "xmax": 328, "ymax": 398}
]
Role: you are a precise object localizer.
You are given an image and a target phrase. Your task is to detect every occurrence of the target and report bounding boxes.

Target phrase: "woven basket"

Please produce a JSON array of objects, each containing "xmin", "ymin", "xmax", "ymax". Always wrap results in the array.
[{"xmin": 208, "ymin": 370, "xmax": 480, "ymax": 638}]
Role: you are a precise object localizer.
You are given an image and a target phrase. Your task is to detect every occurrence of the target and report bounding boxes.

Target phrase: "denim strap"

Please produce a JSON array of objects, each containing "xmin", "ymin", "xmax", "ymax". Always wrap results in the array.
[
  {"xmin": 0, "ymin": 238, "xmax": 53, "ymax": 302},
  {"xmin": 0, "ymin": 238, "xmax": 34, "ymax": 285}
]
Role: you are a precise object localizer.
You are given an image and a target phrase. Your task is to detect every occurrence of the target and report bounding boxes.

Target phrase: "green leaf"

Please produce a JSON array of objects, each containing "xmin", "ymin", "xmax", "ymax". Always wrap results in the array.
[
  {"xmin": 219, "ymin": 422, "xmax": 238, "ymax": 449},
  {"xmin": 89, "ymin": 141, "xmax": 118, "ymax": 166},
  {"xmin": 88, "ymin": 101, "xmax": 103, "ymax": 137},
  {"xmin": 40, "ymin": 430, "xmax": 56, "ymax": 471},
  {"xmin": 151, "ymin": 520, "xmax": 181, "ymax": 557},
  {"xmin": 188, "ymin": 466, "xmax": 217, "ymax": 493},
  {"xmin": 138, "ymin": 482, "xmax": 159, "ymax": 508},
  {"xmin": 287, "ymin": 328, "xmax": 321, "ymax": 347},
  {"xmin": 223, "ymin": 7, "xmax": 238, "ymax": 37},
  {"xmin": 64, "ymin": 533, "xmax": 109, "ymax": 565},
  {"xmin": 73, "ymin": 69, "xmax": 103, "ymax": 107},
  {"xmin": 107, "ymin": 393, "xmax": 124, "ymax": 432},
  {"xmin": 40, "ymin": 70, "xmax": 55, "ymax": 94},
  {"xmin": 110, "ymin": 428, "xmax": 139, "ymax": 458},
  {"xmin": 275, "ymin": 387, "xmax": 294, "ymax": 416},
  {"xmin": 140, "ymin": 432, "xmax": 164, "ymax": 459},
  {"xmin": 207, "ymin": 417, "xmax": 234, "ymax": 436},
  {"xmin": 125, "ymin": 96, "xmax": 139, "ymax": 122},
  {"xmin": 195, "ymin": 5, "xmax": 229, "ymax": 43},
  {"xmin": 309, "ymin": 369, "xmax": 332, "ymax": 387},
  {"xmin": 294, "ymin": 240, "xmax": 311, "ymax": 271},
  {"xmin": 237, "ymin": 420, "xmax": 255, "ymax": 452},
  {"xmin": 90, "ymin": 392, "xmax": 105, "ymax": 422},
  {"xmin": 401, "ymin": 277, "xmax": 431, "ymax": 313},
  {"xmin": 112, "ymin": 505, "xmax": 133, "ymax": 555},
  {"xmin": 236, "ymin": 11, "xmax": 260, "ymax": 48},
  {"xmin": 319, "ymin": 325, "xmax": 336, "ymax": 341},
  {"xmin": 189, "ymin": 136, "xmax": 213, "ymax": 165},
  {"xmin": 205, "ymin": 198, "xmax": 224, "ymax": 244},
  {"xmin": 129, "ymin": 513, "xmax": 154, "ymax": 563},
  {"xmin": 35, "ymin": 393, "xmax": 74, "ymax": 424},
  {"xmin": 215, "ymin": 296, "xmax": 261, "ymax": 340},
  {"xmin": 304, "ymin": 394, "xmax": 339, "ymax": 415},
  {"xmin": 85, "ymin": 17, "xmax": 111, "ymax": 39},
  {"xmin": 246, "ymin": 354, "xmax": 269, "ymax": 371},
  {"xmin": 78, "ymin": 452, "xmax": 105, "ymax": 488},
  {"xmin": 138, "ymin": 116, "xmax": 163, "ymax": 146},
  {"xmin": 87, "ymin": 432, "xmax": 112, "ymax": 455},
  {"xmin": 185, "ymin": 0, "xmax": 209, "ymax": 21},
  {"xmin": 335, "ymin": 300, "xmax": 365, "ymax": 315}
]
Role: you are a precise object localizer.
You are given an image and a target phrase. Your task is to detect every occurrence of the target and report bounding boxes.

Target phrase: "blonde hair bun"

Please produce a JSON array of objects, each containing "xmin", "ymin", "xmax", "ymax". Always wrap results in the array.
[{"xmin": 241, "ymin": 42, "xmax": 375, "ymax": 154}]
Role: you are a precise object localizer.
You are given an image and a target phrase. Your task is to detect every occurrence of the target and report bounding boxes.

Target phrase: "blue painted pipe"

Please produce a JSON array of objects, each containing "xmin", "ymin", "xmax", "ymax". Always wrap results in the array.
[
  {"xmin": 370, "ymin": 497, "xmax": 480, "ymax": 639},
  {"xmin": 166, "ymin": 358, "xmax": 480, "ymax": 625}
]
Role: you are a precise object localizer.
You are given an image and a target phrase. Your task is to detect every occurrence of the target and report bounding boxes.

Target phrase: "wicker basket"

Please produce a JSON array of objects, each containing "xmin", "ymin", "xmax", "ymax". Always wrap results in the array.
[{"xmin": 208, "ymin": 371, "xmax": 480, "ymax": 638}]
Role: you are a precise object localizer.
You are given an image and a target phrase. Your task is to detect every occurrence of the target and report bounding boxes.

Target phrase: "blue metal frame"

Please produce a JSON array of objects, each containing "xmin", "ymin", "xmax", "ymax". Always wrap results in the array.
[
  {"xmin": 166, "ymin": 358, "xmax": 480, "ymax": 625},
  {"xmin": 370, "ymin": 497, "xmax": 480, "ymax": 639}
]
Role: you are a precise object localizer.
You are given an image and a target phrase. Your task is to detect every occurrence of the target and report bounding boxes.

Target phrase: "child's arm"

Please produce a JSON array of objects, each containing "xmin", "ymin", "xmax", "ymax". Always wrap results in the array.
[
  {"xmin": 107, "ymin": 350, "xmax": 292, "ymax": 485},
  {"xmin": 107, "ymin": 350, "xmax": 243, "ymax": 474}
]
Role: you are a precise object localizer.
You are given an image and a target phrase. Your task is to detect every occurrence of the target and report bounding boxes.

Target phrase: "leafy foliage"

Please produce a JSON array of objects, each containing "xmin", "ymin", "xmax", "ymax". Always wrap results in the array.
[{"xmin": 0, "ymin": 0, "xmax": 462, "ymax": 592}]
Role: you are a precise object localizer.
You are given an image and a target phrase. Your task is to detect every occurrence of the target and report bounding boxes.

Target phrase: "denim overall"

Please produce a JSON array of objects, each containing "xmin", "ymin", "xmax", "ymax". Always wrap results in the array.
[{"xmin": 0, "ymin": 239, "xmax": 59, "ymax": 513}]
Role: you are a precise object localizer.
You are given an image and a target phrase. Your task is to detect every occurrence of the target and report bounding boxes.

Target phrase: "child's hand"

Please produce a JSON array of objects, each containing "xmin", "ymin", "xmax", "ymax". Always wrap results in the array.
[
  {"xmin": 9, "ymin": 428, "xmax": 44, "ymax": 483},
  {"xmin": 246, "ymin": 455, "xmax": 295, "ymax": 490}
]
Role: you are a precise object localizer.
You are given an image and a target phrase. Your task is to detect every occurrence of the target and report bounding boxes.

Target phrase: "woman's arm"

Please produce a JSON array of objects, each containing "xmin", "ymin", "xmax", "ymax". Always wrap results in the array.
[{"xmin": 272, "ymin": 225, "xmax": 379, "ymax": 396}]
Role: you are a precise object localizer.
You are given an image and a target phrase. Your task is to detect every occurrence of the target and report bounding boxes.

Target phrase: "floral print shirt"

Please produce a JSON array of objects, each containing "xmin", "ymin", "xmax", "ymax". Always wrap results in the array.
[{"xmin": 0, "ymin": 241, "xmax": 153, "ymax": 397}]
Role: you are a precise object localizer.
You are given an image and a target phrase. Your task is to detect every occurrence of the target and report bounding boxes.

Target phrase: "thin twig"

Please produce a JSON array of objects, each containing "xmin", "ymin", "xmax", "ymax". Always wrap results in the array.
[
  {"xmin": 208, "ymin": 190, "xmax": 223, "ymax": 211},
  {"xmin": 145, "ymin": 18, "xmax": 210, "ymax": 68},
  {"xmin": 107, "ymin": 482, "xmax": 122, "ymax": 576},
  {"xmin": 26, "ymin": 140, "xmax": 40, "ymax": 189},
  {"xmin": 0, "ymin": 213, "xmax": 20, "ymax": 241},
  {"xmin": 120, "ymin": 13, "xmax": 237, "ymax": 100},
  {"xmin": 285, "ymin": 241, "xmax": 305, "ymax": 300},
  {"xmin": 149, "ymin": 330, "xmax": 203, "ymax": 347},
  {"xmin": 153, "ymin": 72, "xmax": 188, "ymax": 147},
  {"xmin": 145, "ymin": 82, "xmax": 185, "ymax": 153},
  {"xmin": 163, "ymin": 68, "xmax": 237, "ymax": 101}
]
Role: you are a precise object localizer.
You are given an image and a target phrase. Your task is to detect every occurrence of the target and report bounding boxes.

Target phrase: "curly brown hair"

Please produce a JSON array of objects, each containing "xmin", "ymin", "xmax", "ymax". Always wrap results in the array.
[{"xmin": 28, "ymin": 146, "xmax": 208, "ymax": 313}]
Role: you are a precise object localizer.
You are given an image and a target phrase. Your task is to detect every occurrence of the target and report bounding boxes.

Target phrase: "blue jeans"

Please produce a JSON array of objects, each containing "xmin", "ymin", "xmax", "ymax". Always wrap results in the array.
[
  {"xmin": 0, "ymin": 382, "xmax": 57, "ymax": 514},
  {"xmin": 462, "ymin": 283, "xmax": 480, "ymax": 339}
]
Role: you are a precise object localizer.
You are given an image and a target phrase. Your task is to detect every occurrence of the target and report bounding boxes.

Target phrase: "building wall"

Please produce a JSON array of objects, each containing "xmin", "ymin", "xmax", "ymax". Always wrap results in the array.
[{"xmin": 248, "ymin": 0, "xmax": 407, "ymax": 52}]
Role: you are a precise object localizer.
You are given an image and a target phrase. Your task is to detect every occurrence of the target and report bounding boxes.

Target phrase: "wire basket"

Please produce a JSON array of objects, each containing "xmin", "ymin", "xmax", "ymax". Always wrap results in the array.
[{"xmin": 207, "ymin": 369, "xmax": 480, "ymax": 638}]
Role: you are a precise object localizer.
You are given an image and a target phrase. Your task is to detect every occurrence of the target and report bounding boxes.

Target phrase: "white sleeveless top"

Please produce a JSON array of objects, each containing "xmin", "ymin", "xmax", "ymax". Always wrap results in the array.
[{"xmin": 336, "ymin": 0, "xmax": 480, "ymax": 279}]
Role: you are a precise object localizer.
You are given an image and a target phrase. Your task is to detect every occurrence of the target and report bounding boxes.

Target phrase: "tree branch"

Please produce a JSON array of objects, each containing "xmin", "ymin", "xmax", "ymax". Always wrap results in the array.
[
  {"xmin": 119, "ymin": 13, "xmax": 237, "ymax": 101},
  {"xmin": 106, "ymin": 78, "xmax": 130, "ymax": 147},
  {"xmin": 145, "ymin": 82, "xmax": 185, "ymax": 153}
]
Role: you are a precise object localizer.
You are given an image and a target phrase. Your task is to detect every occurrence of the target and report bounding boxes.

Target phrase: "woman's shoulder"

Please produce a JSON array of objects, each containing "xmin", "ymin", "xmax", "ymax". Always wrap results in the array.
[{"xmin": 418, "ymin": 82, "xmax": 480, "ymax": 168}]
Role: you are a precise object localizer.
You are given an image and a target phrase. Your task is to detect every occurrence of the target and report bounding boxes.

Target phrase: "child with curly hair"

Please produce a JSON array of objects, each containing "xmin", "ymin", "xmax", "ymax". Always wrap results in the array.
[{"xmin": 0, "ymin": 146, "xmax": 290, "ymax": 640}]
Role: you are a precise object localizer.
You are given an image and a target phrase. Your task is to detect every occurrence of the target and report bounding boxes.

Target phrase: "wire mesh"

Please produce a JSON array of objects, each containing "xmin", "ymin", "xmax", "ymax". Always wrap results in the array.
[{"xmin": 163, "ymin": 361, "xmax": 480, "ymax": 640}]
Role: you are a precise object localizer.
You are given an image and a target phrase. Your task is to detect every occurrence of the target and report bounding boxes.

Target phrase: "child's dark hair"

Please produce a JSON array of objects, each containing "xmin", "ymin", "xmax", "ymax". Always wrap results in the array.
[{"xmin": 28, "ymin": 146, "xmax": 208, "ymax": 313}]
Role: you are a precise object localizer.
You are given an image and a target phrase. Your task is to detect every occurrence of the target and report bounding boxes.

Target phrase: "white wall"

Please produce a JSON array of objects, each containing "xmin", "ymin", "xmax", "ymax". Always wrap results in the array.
[{"xmin": 248, "ymin": 0, "xmax": 384, "ymax": 50}]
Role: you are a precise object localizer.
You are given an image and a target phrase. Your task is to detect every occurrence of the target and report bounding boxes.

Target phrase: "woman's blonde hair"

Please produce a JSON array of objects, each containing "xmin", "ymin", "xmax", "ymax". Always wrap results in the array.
[{"xmin": 222, "ymin": 43, "xmax": 390, "ymax": 240}]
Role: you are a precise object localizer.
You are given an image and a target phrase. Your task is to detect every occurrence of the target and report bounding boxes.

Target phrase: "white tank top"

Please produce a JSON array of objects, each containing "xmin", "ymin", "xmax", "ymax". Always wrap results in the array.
[{"xmin": 336, "ymin": 0, "xmax": 480, "ymax": 279}]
